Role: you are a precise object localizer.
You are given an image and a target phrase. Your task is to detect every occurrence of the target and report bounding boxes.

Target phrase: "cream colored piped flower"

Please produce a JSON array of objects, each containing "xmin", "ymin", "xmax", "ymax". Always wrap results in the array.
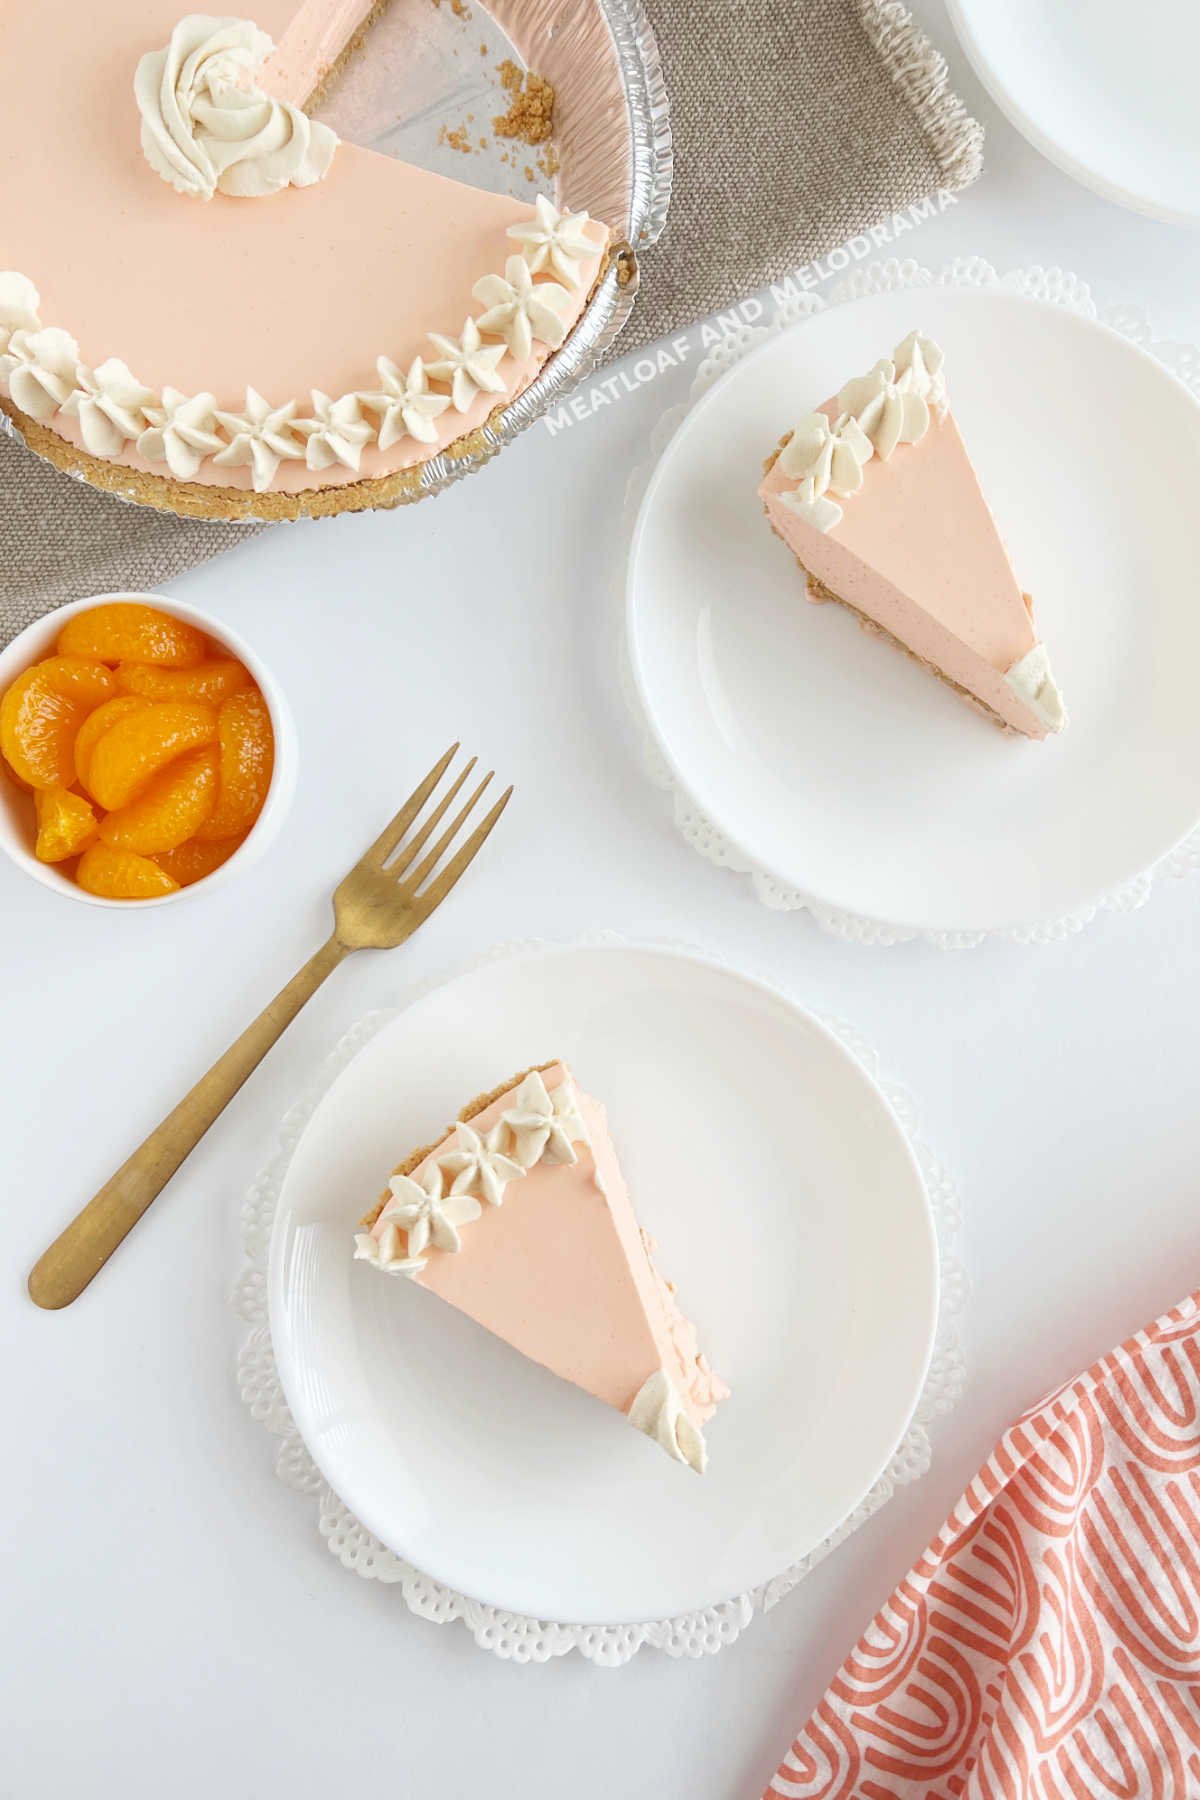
[
  {"xmin": 296, "ymin": 390, "xmax": 374, "ymax": 472},
  {"xmin": 0, "ymin": 324, "xmax": 78, "ymax": 422},
  {"xmin": 382, "ymin": 1163, "xmax": 482, "ymax": 1258},
  {"xmin": 353, "ymin": 1225, "xmax": 426, "ymax": 1279},
  {"xmin": 138, "ymin": 387, "xmax": 224, "ymax": 480},
  {"xmin": 358, "ymin": 355, "xmax": 450, "ymax": 449},
  {"xmin": 893, "ymin": 330, "xmax": 946, "ymax": 412},
  {"xmin": 777, "ymin": 410, "xmax": 874, "ymax": 533},
  {"xmin": 838, "ymin": 359, "xmax": 929, "ymax": 461},
  {"xmin": 134, "ymin": 15, "xmax": 338, "ymax": 201},
  {"xmin": 425, "ymin": 319, "xmax": 508, "ymax": 415},
  {"xmin": 437, "ymin": 1120, "xmax": 525, "ymax": 1208},
  {"xmin": 502, "ymin": 1072, "xmax": 589, "ymax": 1170},
  {"xmin": 61, "ymin": 358, "xmax": 155, "ymax": 458},
  {"xmin": 213, "ymin": 387, "xmax": 306, "ymax": 491},
  {"xmin": 473, "ymin": 255, "xmax": 570, "ymax": 360},
  {"xmin": 506, "ymin": 195, "xmax": 596, "ymax": 285},
  {"xmin": 0, "ymin": 271, "xmax": 41, "ymax": 353}
]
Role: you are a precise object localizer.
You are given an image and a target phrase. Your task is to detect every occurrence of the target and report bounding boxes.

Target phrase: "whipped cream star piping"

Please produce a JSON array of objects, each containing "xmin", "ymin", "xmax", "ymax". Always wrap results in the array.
[
  {"xmin": 358, "ymin": 356, "xmax": 449, "ymax": 449},
  {"xmin": 213, "ymin": 388, "xmax": 306, "ymax": 491},
  {"xmin": 507, "ymin": 195, "xmax": 597, "ymax": 284},
  {"xmin": 0, "ymin": 272, "xmax": 41, "ymax": 351},
  {"xmin": 353, "ymin": 1223, "xmax": 426, "ymax": 1279},
  {"xmin": 1005, "ymin": 644, "xmax": 1068, "ymax": 733},
  {"xmin": 627, "ymin": 1369, "xmax": 707, "ymax": 1475},
  {"xmin": 381, "ymin": 1165, "xmax": 482, "ymax": 1259},
  {"xmin": 838, "ymin": 360, "xmax": 930, "ymax": 461},
  {"xmin": 138, "ymin": 387, "xmax": 225, "ymax": 479},
  {"xmin": 777, "ymin": 411, "xmax": 874, "ymax": 532},
  {"xmin": 893, "ymin": 329, "xmax": 946, "ymax": 412},
  {"xmin": 502, "ymin": 1072, "xmax": 589, "ymax": 1170},
  {"xmin": 296, "ymin": 391, "xmax": 373, "ymax": 473},
  {"xmin": 0, "ymin": 323, "xmax": 79, "ymax": 424},
  {"xmin": 436, "ymin": 1120, "xmax": 525, "ymax": 1208},
  {"xmin": 61, "ymin": 358, "xmax": 155, "ymax": 458},
  {"xmin": 473, "ymin": 255, "xmax": 570, "ymax": 360},
  {"xmin": 134, "ymin": 15, "xmax": 339, "ymax": 201},
  {"xmin": 776, "ymin": 331, "xmax": 947, "ymax": 533},
  {"xmin": 426, "ymin": 320, "xmax": 508, "ymax": 415}
]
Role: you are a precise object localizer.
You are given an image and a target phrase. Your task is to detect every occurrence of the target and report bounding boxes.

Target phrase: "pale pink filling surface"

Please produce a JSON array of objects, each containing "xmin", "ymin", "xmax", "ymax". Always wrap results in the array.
[
  {"xmin": 3, "ymin": 1, "xmax": 605, "ymax": 492},
  {"xmin": 759, "ymin": 405, "xmax": 1047, "ymax": 736},
  {"xmin": 372, "ymin": 1065, "xmax": 728, "ymax": 1428}
]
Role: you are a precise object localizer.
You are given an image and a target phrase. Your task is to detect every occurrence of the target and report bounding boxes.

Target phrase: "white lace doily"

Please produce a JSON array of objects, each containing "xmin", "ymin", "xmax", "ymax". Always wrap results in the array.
[
  {"xmin": 621, "ymin": 257, "xmax": 1200, "ymax": 949},
  {"xmin": 234, "ymin": 934, "xmax": 966, "ymax": 1665}
]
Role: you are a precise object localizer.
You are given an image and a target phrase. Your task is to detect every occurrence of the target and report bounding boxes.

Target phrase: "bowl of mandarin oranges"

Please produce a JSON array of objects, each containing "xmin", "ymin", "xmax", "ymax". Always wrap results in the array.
[{"xmin": 0, "ymin": 594, "xmax": 296, "ymax": 905}]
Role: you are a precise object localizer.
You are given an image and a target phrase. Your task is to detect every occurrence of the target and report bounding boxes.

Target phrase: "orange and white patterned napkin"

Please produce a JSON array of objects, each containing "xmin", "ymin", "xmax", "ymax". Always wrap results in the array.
[{"xmin": 767, "ymin": 1290, "xmax": 1200, "ymax": 1799}]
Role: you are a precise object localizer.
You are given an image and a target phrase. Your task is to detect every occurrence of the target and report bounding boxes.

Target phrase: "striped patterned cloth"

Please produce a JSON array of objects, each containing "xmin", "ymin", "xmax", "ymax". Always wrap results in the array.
[{"xmin": 767, "ymin": 1292, "xmax": 1200, "ymax": 1800}]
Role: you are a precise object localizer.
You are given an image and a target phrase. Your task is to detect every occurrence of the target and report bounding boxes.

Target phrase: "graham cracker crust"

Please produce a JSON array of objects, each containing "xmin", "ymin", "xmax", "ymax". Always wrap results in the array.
[
  {"xmin": 359, "ymin": 1061, "xmax": 557, "ymax": 1229},
  {"xmin": 300, "ymin": 0, "xmax": 396, "ymax": 112},
  {"xmin": 762, "ymin": 437, "xmax": 1035, "ymax": 737}
]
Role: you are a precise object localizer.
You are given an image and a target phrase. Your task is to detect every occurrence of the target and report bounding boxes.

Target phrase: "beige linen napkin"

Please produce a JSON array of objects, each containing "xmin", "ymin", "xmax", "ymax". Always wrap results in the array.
[{"xmin": 0, "ymin": 0, "xmax": 979, "ymax": 639}]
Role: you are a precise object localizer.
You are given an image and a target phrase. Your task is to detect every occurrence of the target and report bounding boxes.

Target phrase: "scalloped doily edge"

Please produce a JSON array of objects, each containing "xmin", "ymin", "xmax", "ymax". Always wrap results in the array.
[
  {"xmin": 620, "ymin": 256, "xmax": 1200, "ymax": 949},
  {"xmin": 233, "ymin": 931, "xmax": 967, "ymax": 1665}
]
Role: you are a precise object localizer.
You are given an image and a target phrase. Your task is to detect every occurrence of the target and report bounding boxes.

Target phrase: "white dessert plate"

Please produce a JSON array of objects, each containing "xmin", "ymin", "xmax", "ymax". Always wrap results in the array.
[
  {"xmin": 627, "ymin": 288, "xmax": 1200, "ymax": 938},
  {"xmin": 268, "ymin": 943, "xmax": 937, "ymax": 1624},
  {"xmin": 947, "ymin": 0, "xmax": 1200, "ymax": 226}
]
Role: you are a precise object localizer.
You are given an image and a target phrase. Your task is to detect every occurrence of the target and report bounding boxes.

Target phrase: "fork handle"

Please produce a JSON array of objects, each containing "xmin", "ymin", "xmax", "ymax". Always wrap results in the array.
[{"xmin": 27, "ymin": 934, "xmax": 349, "ymax": 1311}]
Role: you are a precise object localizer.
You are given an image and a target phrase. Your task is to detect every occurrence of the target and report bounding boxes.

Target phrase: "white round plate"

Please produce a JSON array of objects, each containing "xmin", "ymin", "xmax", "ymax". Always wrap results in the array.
[
  {"xmin": 268, "ymin": 943, "xmax": 937, "ymax": 1624},
  {"xmin": 627, "ymin": 288, "xmax": 1200, "ymax": 938},
  {"xmin": 947, "ymin": 0, "xmax": 1200, "ymax": 225}
]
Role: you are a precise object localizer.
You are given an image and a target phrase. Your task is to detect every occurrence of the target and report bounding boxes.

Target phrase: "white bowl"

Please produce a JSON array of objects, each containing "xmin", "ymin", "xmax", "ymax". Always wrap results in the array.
[{"xmin": 0, "ymin": 591, "xmax": 297, "ymax": 908}]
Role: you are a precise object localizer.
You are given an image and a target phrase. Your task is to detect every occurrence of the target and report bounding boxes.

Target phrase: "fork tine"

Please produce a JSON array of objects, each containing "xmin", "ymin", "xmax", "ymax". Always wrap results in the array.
[
  {"xmin": 404, "ymin": 770, "xmax": 495, "ymax": 891},
  {"xmin": 386, "ymin": 756, "xmax": 477, "ymax": 876},
  {"xmin": 361, "ymin": 742, "xmax": 459, "ymax": 868},
  {"xmin": 414, "ymin": 786, "xmax": 514, "ymax": 909}
]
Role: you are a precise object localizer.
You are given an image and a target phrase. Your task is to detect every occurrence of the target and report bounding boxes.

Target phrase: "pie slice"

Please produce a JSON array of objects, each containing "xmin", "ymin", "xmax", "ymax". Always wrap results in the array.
[
  {"xmin": 355, "ymin": 1062, "xmax": 729, "ymax": 1473},
  {"xmin": 759, "ymin": 331, "xmax": 1067, "ymax": 738},
  {"xmin": 0, "ymin": 3, "xmax": 609, "ymax": 518}
]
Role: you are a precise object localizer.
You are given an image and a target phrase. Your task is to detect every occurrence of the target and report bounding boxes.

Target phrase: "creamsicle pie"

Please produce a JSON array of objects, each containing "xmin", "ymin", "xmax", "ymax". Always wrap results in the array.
[
  {"xmin": 0, "ymin": 4, "xmax": 608, "ymax": 520},
  {"xmin": 355, "ymin": 1062, "xmax": 729, "ymax": 1473},
  {"xmin": 759, "ymin": 333, "xmax": 1067, "ymax": 739}
]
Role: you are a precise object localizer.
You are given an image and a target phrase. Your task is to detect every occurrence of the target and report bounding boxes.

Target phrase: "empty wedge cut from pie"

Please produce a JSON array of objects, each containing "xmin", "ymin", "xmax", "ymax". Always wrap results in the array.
[
  {"xmin": 759, "ymin": 331, "xmax": 1067, "ymax": 738},
  {"xmin": 355, "ymin": 1062, "xmax": 729, "ymax": 1473},
  {"xmin": 0, "ymin": 4, "xmax": 609, "ymax": 519}
]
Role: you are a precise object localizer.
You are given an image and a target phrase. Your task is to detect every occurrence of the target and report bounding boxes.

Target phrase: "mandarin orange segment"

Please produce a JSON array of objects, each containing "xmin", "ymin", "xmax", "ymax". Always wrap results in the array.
[
  {"xmin": 117, "ymin": 657, "xmax": 250, "ymax": 706},
  {"xmin": 196, "ymin": 688, "xmax": 274, "ymax": 841},
  {"xmin": 57, "ymin": 602, "xmax": 207, "ymax": 669},
  {"xmin": 85, "ymin": 701, "xmax": 218, "ymax": 811},
  {"xmin": 1, "ymin": 663, "xmax": 93, "ymax": 789},
  {"xmin": 39, "ymin": 655, "xmax": 118, "ymax": 710},
  {"xmin": 76, "ymin": 843, "xmax": 180, "ymax": 899},
  {"xmin": 73, "ymin": 695, "xmax": 149, "ymax": 792},
  {"xmin": 34, "ymin": 786, "xmax": 98, "ymax": 862},
  {"xmin": 153, "ymin": 831, "xmax": 248, "ymax": 887},
  {"xmin": 98, "ymin": 746, "xmax": 218, "ymax": 854}
]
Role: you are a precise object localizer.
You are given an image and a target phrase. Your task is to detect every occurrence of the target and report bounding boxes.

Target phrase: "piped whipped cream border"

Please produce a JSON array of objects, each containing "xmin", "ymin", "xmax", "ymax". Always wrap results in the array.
[
  {"xmin": 0, "ymin": 197, "xmax": 602, "ymax": 493},
  {"xmin": 353, "ymin": 1069, "xmax": 589, "ymax": 1275},
  {"xmin": 774, "ymin": 329, "xmax": 945, "ymax": 533}
]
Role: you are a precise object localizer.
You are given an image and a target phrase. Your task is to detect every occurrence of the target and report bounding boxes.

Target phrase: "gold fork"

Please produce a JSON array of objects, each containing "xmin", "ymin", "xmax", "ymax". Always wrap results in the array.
[{"xmin": 27, "ymin": 745, "xmax": 511, "ymax": 1311}]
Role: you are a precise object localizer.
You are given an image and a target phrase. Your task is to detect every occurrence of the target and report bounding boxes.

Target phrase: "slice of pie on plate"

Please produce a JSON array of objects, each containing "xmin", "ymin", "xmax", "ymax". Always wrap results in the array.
[
  {"xmin": 0, "ymin": 3, "xmax": 609, "ymax": 519},
  {"xmin": 355, "ymin": 1062, "xmax": 729, "ymax": 1473},
  {"xmin": 759, "ymin": 331, "xmax": 1067, "ymax": 739}
]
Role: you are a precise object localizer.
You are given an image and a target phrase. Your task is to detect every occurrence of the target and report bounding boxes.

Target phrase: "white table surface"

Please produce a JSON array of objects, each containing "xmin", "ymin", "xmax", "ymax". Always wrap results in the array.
[{"xmin": 5, "ymin": 6, "xmax": 1200, "ymax": 1795}]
